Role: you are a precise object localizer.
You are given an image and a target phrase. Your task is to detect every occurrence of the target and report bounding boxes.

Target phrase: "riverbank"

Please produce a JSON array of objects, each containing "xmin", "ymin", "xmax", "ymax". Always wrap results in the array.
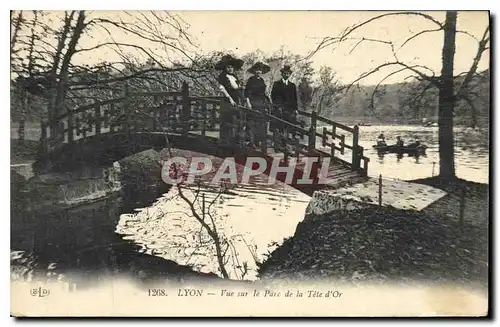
[
  {"xmin": 413, "ymin": 176, "xmax": 489, "ymax": 227},
  {"xmin": 258, "ymin": 177, "xmax": 489, "ymax": 288}
]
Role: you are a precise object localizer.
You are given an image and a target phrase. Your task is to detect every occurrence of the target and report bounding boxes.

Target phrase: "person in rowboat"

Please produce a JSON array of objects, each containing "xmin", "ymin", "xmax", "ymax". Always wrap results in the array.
[
  {"xmin": 376, "ymin": 133, "xmax": 386, "ymax": 146},
  {"xmin": 408, "ymin": 136, "xmax": 421, "ymax": 148},
  {"xmin": 396, "ymin": 136, "xmax": 404, "ymax": 147}
]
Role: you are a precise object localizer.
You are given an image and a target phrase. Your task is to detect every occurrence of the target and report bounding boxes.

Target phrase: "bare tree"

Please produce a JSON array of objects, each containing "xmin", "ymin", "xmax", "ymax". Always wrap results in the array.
[
  {"xmin": 10, "ymin": 10, "xmax": 199, "ymax": 137},
  {"xmin": 135, "ymin": 110, "xmax": 260, "ymax": 280},
  {"xmin": 307, "ymin": 11, "xmax": 490, "ymax": 179},
  {"xmin": 312, "ymin": 66, "xmax": 343, "ymax": 115}
]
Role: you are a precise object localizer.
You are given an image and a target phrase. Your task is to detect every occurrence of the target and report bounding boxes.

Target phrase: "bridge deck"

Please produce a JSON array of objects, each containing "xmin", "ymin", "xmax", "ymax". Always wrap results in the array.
[
  {"xmin": 265, "ymin": 147, "xmax": 368, "ymax": 190},
  {"xmin": 39, "ymin": 84, "xmax": 370, "ymax": 194}
]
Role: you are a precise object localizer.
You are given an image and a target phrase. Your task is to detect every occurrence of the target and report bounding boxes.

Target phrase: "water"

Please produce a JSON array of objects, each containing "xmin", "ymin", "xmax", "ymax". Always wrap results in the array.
[
  {"xmin": 354, "ymin": 125, "xmax": 489, "ymax": 183},
  {"xmin": 11, "ymin": 125, "xmax": 489, "ymax": 286},
  {"xmin": 116, "ymin": 182, "xmax": 310, "ymax": 281}
]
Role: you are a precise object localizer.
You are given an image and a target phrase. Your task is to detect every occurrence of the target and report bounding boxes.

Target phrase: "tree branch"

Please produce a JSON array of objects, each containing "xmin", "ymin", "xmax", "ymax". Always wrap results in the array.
[
  {"xmin": 369, "ymin": 66, "xmax": 413, "ymax": 111},
  {"xmin": 346, "ymin": 37, "xmax": 393, "ymax": 54},
  {"xmin": 307, "ymin": 11, "xmax": 443, "ymax": 59},
  {"xmin": 68, "ymin": 67, "xmax": 202, "ymax": 86},
  {"xmin": 399, "ymin": 27, "xmax": 443, "ymax": 50},
  {"xmin": 408, "ymin": 81, "xmax": 435, "ymax": 111},
  {"xmin": 455, "ymin": 25, "xmax": 490, "ymax": 99},
  {"xmin": 89, "ymin": 16, "xmax": 195, "ymax": 63},
  {"xmin": 345, "ymin": 61, "xmax": 438, "ymax": 93}
]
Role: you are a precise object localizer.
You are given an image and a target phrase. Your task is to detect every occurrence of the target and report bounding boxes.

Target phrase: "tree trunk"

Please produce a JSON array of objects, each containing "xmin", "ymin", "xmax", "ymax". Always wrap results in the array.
[
  {"xmin": 10, "ymin": 11, "xmax": 23, "ymax": 60},
  {"xmin": 18, "ymin": 95, "xmax": 27, "ymax": 141},
  {"xmin": 438, "ymin": 11, "xmax": 457, "ymax": 179},
  {"xmin": 211, "ymin": 233, "xmax": 230, "ymax": 279},
  {"xmin": 47, "ymin": 11, "xmax": 74, "ymax": 136},
  {"xmin": 54, "ymin": 11, "xmax": 86, "ymax": 118}
]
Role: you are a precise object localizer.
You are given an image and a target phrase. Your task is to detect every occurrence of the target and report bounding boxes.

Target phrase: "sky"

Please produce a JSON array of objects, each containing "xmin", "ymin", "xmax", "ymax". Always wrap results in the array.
[
  {"xmin": 177, "ymin": 11, "xmax": 490, "ymax": 84},
  {"xmin": 25, "ymin": 10, "xmax": 491, "ymax": 85}
]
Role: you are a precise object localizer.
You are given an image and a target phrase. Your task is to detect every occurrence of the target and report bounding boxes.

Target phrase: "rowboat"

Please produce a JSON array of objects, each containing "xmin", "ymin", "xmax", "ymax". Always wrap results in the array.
[{"xmin": 372, "ymin": 144, "xmax": 428, "ymax": 155}]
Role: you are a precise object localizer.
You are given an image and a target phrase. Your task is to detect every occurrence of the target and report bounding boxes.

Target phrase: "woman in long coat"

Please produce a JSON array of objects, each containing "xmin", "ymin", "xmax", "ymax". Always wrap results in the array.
[
  {"xmin": 244, "ymin": 61, "xmax": 271, "ymax": 149},
  {"xmin": 215, "ymin": 54, "xmax": 245, "ymax": 146}
]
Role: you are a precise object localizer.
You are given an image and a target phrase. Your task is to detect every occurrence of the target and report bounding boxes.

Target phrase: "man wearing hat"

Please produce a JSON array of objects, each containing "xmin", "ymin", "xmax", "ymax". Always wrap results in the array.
[
  {"xmin": 271, "ymin": 65, "xmax": 299, "ymax": 140},
  {"xmin": 244, "ymin": 61, "xmax": 271, "ymax": 149}
]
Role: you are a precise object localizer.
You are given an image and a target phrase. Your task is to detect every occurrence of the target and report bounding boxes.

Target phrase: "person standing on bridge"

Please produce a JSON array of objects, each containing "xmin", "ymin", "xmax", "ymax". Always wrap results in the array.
[
  {"xmin": 244, "ymin": 61, "xmax": 271, "ymax": 150},
  {"xmin": 271, "ymin": 65, "xmax": 299, "ymax": 147},
  {"xmin": 215, "ymin": 54, "xmax": 246, "ymax": 146},
  {"xmin": 216, "ymin": 54, "xmax": 245, "ymax": 106}
]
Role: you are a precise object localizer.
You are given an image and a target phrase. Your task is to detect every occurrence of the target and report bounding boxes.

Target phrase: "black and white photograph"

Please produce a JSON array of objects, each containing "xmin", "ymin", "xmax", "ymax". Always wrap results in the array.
[{"xmin": 9, "ymin": 9, "xmax": 490, "ymax": 317}]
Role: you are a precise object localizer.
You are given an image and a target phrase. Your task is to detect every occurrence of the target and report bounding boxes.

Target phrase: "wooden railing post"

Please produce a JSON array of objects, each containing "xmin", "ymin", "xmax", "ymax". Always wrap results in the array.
[
  {"xmin": 201, "ymin": 102, "xmax": 207, "ymax": 136},
  {"xmin": 94, "ymin": 99, "xmax": 101, "ymax": 135},
  {"xmin": 352, "ymin": 124, "xmax": 360, "ymax": 169},
  {"xmin": 123, "ymin": 83, "xmax": 130, "ymax": 133},
  {"xmin": 360, "ymin": 146, "xmax": 369, "ymax": 176},
  {"xmin": 67, "ymin": 110, "xmax": 74, "ymax": 144},
  {"xmin": 308, "ymin": 111, "xmax": 317, "ymax": 151},
  {"xmin": 378, "ymin": 174, "xmax": 383, "ymax": 206},
  {"xmin": 181, "ymin": 82, "xmax": 190, "ymax": 137},
  {"xmin": 39, "ymin": 121, "xmax": 48, "ymax": 158}
]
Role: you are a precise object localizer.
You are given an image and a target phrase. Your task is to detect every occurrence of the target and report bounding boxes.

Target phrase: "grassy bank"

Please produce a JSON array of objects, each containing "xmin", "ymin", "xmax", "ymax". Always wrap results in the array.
[
  {"xmin": 258, "ymin": 177, "xmax": 489, "ymax": 287},
  {"xmin": 412, "ymin": 177, "xmax": 489, "ymax": 227}
]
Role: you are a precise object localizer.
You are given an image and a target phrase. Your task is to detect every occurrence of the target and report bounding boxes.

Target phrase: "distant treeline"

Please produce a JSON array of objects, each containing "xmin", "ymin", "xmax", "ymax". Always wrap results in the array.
[
  {"xmin": 313, "ymin": 69, "xmax": 490, "ymax": 128},
  {"xmin": 11, "ymin": 46, "xmax": 489, "ymax": 129}
]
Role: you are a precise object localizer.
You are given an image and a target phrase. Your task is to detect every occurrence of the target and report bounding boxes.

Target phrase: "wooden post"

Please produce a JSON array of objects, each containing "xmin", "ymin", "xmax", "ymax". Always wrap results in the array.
[
  {"xmin": 283, "ymin": 125, "xmax": 289, "ymax": 161},
  {"xmin": 67, "ymin": 110, "xmax": 74, "ymax": 144},
  {"xmin": 181, "ymin": 82, "xmax": 190, "ymax": 137},
  {"xmin": 352, "ymin": 124, "xmax": 360, "ymax": 169},
  {"xmin": 94, "ymin": 99, "xmax": 101, "ymax": 135},
  {"xmin": 378, "ymin": 174, "xmax": 383, "ymax": 206},
  {"xmin": 308, "ymin": 111, "xmax": 317, "ymax": 151},
  {"xmin": 459, "ymin": 186, "xmax": 466, "ymax": 227},
  {"xmin": 363, "ymin": 156, "xmax": 369, "ymax": 176},
  {"xmin": 272, "ymin": 128, "xmax": 278, "ymax": 152},
  {"xmin": 39, "ymin": 121, "xmax": 48, "ymax": 158},
  {"xmin": 123, "ymin": 83, "xmax": 130, "ymax": 132},
  {"xmin": 358, "ymin": 146, "xmax": 365, "ymax": 174},
  {"xmin": 201, "ymin": 102, "xmax": 207, "ymax": 136}
]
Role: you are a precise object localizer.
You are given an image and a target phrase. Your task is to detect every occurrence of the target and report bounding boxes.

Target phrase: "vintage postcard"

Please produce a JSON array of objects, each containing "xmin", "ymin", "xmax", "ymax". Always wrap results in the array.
[{"xmin": 10, "ymin": 10, "xmax": 490, "ymax": 317}]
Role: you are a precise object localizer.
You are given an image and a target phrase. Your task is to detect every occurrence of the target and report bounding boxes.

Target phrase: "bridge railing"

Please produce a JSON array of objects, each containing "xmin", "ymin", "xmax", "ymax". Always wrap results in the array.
[
  {"xmin": 297, "ymin": 109, "xmax": 370, "ymax": 175},
  {"xmin": 40, "ymin": 82, "xmax": 369, "ymax": 175},
  {"xmin": 41, "ymin": 82, "xmax": 222, "ymax": 153},
  {"xmin": 229, "ymin": 105, "xmax": 370, "ymax": 175}
]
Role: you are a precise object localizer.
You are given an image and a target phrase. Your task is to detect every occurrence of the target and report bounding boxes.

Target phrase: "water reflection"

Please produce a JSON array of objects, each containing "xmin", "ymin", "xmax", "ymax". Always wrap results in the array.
[
  {"xmin": 329, "ymin": 125, "xmax": 489, "ymax": 183},
  {"xmin": 116, "ymin": 180, "xmax": 310, "ymax": 281},
  {"xmin": 114, "ymin": 126, "xmax": 489, "ymax": 281},
  {"xmin": 11, "ymin": 124, "xmax": 490, "ymax": 286}
]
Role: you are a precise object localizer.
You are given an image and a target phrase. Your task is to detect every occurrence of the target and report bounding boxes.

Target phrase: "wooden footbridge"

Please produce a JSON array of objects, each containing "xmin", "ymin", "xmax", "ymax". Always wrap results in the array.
[{"xmin": 38, "ymin": 82, "xmax": 370, "ymax": 194}]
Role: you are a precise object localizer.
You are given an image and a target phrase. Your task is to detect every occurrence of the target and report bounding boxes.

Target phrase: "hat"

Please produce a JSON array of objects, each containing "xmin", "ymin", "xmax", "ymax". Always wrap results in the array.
[
  {"xmin": 247, "ymin": 61, "xmax": 271, "ymax": 74},
  {"xmin": 280, "ymin": 65, "xmax": 293, "ymax": 73},
  {"xmin": 214, "ymin": 54, "xmax": 244, "ymax": 70}
]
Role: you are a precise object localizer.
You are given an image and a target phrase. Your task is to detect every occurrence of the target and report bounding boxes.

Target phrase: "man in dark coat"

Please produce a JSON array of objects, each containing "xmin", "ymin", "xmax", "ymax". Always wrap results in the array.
[{"xmin": 271, "ymin": 65, "xmax": 299, "ymax": 138}]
